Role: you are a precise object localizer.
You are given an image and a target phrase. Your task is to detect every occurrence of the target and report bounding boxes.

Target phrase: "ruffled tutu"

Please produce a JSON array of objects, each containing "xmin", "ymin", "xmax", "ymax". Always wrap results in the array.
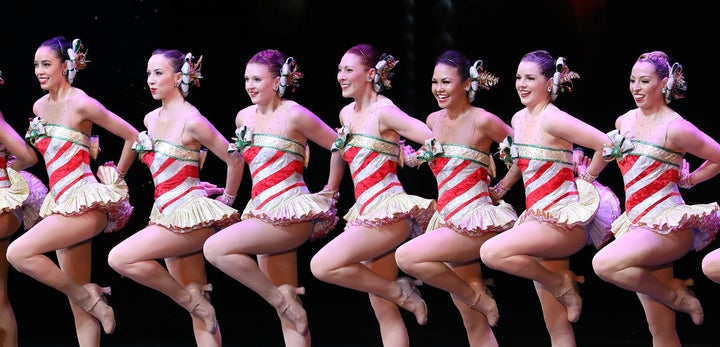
[
  {"xmin": 584, "ymin": 181, "xmax": 620, "ymax": 249},
  {"xmin": 611, "ymin": 201, "xmax": 720, "ymax": 251},
  {"xmin": 150, "ymin": 196, "xmax": 240, "ymax": 234},
  {"xmin": 516, "ymin": 178, "xmax": 600, "ymax": 232},
  {"xmin": 242, "ymin": 189, "xmax": 339, "ymax": 241},
  {"xmin": 343, "ymin": 192, "xmax": 436, "ymax": 239},
  {"xmin": 0, "ymin": 168, "xmax": 29, "ymax": 215},
  {"xmin": 17, "ymin": 170, "xmax": 48, "ymax": 230},
  {"xmin": 426, "ymin": 199, "xmax": 517, "ymax": 237},
  {"xmin": 39, "ymin": 164, "xmax": 133, "ymax": 233}
]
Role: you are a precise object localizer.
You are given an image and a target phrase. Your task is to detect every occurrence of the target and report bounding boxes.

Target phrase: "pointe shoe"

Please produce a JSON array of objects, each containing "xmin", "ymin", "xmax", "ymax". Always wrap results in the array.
[
  {"xmin": 83, "ymin": 283, "xmax": 116, "ymax": 334},
  {"xmin": 186, "ymin": 282, "xmax": 218, "ymax": 334},
  {"xmin": 396, "ymin": 276, "xmax": 428, "ymax": 325},
  {"xmin": 469, "ymin": 281, "xmax": 499, "ymax": 327},
  {"xmin": 669, "ymin": 278, "xmax": 704, "ymax": 325},
  {"xmin": 277, "ymin": 284, "xmax": 309, "ymax": 335},
  {"xmin": 553, "ymin": 270, "xmax": 585, "ymax": 323}
]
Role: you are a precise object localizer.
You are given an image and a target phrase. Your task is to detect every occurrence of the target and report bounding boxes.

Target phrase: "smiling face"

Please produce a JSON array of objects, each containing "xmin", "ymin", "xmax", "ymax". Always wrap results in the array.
[
  {"xmin": 244, "ymin": 62, "xmax": 278, "ymax": 105},
  {"xmin": 515, "ymin": 60, "xmax": 550, "ymax": 107},
  {"xmin": 431, "ymin": 62, "xmax": 468, "ymax": 109},
  {"xmin": 337, "ymin": 52, "xmax": 371, "ymax": 99},
  {"xmin": 34, "ymin": 45, "xmax": 66, "ymax": 91},
  {"xmin": 629, "ymin": 60, "xmax": 665, "ymax": 109}
]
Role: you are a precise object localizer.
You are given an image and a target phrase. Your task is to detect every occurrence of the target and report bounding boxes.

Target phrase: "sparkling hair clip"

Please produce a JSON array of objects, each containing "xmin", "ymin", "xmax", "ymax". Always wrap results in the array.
[
  {"xmin": 66, "ymin": 38, "xmax": 90, "ymax": 84},
  {"xmin": 181, "ymin": 52, "xmax": 203, "ymax": 97},
  {"xmin": 373, "ymin": 54, "xmax": 398, "ymax": 93},
  {"xmin": 551, "ymin": 57, "xmax": 579, "ymax": 101},
  {"xmin": 468, "ymin": 60, "xmax": 499, "ymax": 102},
  {"xmin": 278, "ymin": 57, "xmax": 303, "ymax": 97},
  {"xmin": 664, "ymin": 62, "xmax": 686, "ymax": 104}
]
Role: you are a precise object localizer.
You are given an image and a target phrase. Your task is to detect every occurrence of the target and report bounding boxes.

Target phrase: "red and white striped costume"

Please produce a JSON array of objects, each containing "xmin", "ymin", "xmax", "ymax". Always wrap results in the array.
[
  {"xmin": 336, "ymin": 132, "xmax": 435, "ymax": 238},
  {"xmin": 26, "ymin": 118, "xmax": 131, "ymax": 232},
  {"xmin": 231, "ymin": 131, "xmax": 338, "ymax": 241},
  {"xmin": 424, "ymin": 143, "xmax": 516, "ymax": 237},
  {"xmin": 511, "ymin": 141, "xmax": 615, "ymax": 247},
  {"xmin": 134, "ymin": 132, "xmax": 239, "ymax": 233},
  {"xmin": 609, "ymin": 133, "xmax": 719, "ymax": 250},
  {"xmin": 0, "ymin": 145, "xmax": 47, "ymax": 229}
]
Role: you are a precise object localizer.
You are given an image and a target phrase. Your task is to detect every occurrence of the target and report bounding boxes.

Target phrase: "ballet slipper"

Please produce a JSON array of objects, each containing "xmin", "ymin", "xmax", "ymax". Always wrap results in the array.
[
  {"xmin": 396, "ymin": 276, "xmax": 428, "ymax": 325},
  {"xmin": 668, "ymin": 278, "xmax": 703, "ymax": 325},
  {"xmin": 186, "ymin": 282, "xmax": 218, "ymax": 334},
  {"xmin": 83, "ymin": 283, "xmax": 116, "ymax": 334},
  {"xmin": 552, "ymin": 270, "xmax": 585, "ymax": 323},
  {"xmin": 468, "ymin": 281, "xmax": 499, "ymax": 327},
  {"xmin": 277, "ymin": 284, "xmax": 309, "ymax": 335}
]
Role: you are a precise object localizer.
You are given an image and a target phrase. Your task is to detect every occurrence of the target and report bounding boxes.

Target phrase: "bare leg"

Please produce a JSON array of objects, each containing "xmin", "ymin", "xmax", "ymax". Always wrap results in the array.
[
  {"xmin": 57, "ymin": 240, "xmax": 98, "ymax": 347},
  {"xmin": 166, "ymin": 252, "xmax": 222, "ymax": 347},
  {"xmin": 367, "ymin": 251, "xmax": 410, "ymax": 347},
  {"xmin": 6, "ymin": 212, "xmax": 115, "ymax": 347},
  {"xmin": 701, "ymin": 248, "xmax": 720, "ymax": 284},
  {"xmin": 592, "ymin": 227, "xmax": 702, "ymax": 325},
  {"xmin": 204, "ymin": 219, "xmax": 312, "ymax": 342},
  {"xmin": 0, "ymin": 213, "xmax": 21, "ymax": 347},
  {"xmin": 449, "ymin": 262, "xmax": 498, "ymax": 347},
  {"xmin": 480, "ymin": 221, "xmax": 586, "ymax": 323},
  {"xmin": 534, "ymin": 259, "xmax": 576, "ymax": 347},
  {"xmin": 638, "ymin": 266, "xmax": 681, "ymax": 347},
  {"xmin": 396, "ymin": 227, "xmax": 498, "ymax": 326},
  {"xmin": 107, "ymin": 224, "xmax": 220, "ymax": 345},
  {"xmin": 311, "ymin": 221, "xmax": 425, "ymax": 346},
  {"xmin": 259, "ymin": 250, "xmax": 311, "ymax": 347}
]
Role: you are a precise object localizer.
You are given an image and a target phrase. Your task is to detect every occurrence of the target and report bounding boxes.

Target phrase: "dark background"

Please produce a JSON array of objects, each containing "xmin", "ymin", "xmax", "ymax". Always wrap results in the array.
[{"xmin": 1, "ymin": 1, "xmax": 719, "ymax": 346}]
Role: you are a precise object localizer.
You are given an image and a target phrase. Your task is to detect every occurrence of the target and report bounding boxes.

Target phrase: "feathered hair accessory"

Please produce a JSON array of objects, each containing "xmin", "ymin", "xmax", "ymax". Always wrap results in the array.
[
  {"xmin": 551, "ymin": 57, "xmax": 579, "ymax": 101},
  {"xmin": 181, "ymin": 52, "xmax": 203, "ymax": 97},
  {"xmin": 468, "ymin": 60, "xmax": 499, "ymax": 102},
  {"xmin": 664, "ymin": 62, "xmax": 686, "ymax": 104},
  {"xmin": 278, "ymin": 57, "xmax": 304, "ymax": 97},
  {"xmin": 66, "ymin": 38, "xmax": 90, "ymax": 84},
  {"xmin": 373, "ymin": 54, "xmax": 398, "ymax": 93}
]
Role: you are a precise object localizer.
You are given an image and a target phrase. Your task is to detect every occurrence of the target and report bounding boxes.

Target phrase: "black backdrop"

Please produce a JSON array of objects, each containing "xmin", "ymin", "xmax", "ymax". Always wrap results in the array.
[{"xmin": 1, "ymin": 1, "xmax": 719, "ymax": 345}]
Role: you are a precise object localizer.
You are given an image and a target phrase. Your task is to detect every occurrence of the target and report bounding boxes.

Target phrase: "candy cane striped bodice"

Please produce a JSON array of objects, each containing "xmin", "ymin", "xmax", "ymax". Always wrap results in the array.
[
  {"xmin": 139, "ymin": 139, "xmax": 204, "ymax": 214},
  {"xmin": 616, "ymin": 140, "xmax": 684, "ymax": 224},
  {"xmin": 428, "ymin": 143, "xmax": 492, "ymax": 220},
  {"xmin": 513, "ymin": 143, "xmax": 578, "ymax": 211},
  {"xmin": 32, "ymin": 124, "xmax": 95, "ymax": 203},
  {"xmin": 240, "ymin": 133, "xmax": 308, "ymax": 210},
  {"xmin": 0, "ymin": 146, "xmax": 9, "ymax": 189},
  {"xmin": 342, "ymin": 134, "xmax": 404, "ymax": 215}
]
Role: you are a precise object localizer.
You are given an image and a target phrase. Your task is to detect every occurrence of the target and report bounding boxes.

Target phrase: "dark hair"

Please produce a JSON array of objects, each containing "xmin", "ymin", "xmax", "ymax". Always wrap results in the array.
[
  {"xmin": 151, "ymin": 49, "xmax": 186, "ymax": 74},
  {"xmin": 39, "ymin": 36, "xmax": 71, "ymax": 61},
  {"xmin": 248, "ymin": 49, "xmax": 285, "ymax": 78},
  {"xmin": 636, "ymin": 51, "xmax": 670, "ymax": 79},
  {"xmin": 436, "ymin": 50, "xmax": 471, "ymax": 81},
  {"xmin": 520, "ymin": 50, "xmax": 555, "ymax": 80},
  {"xmin": 346, "ymin": 43, "xmax": 380, "ymax": 70}
]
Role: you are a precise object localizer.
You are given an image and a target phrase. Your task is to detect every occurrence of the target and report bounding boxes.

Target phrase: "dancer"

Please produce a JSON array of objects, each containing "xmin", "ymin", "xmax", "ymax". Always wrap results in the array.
[
  {"xmin": 0, "ymin": 69, "xmax": 48, "ymax": 347},
  {"xmin": 394, "ymin": 50, "xmax": 516, "ymax": 347},
  {"xmin": 593, "ymin": 51, "xmax": 720, "ymax": 346},
  {"xmin": 107, "ymin": 49, "xmax": 241, "ymax": 347},
  {"xmin": 479, "ymin": 50, "xmax": 615, "ymax": 347},
  {"xmin": 6, "ymin": 36, "xmax": 137, "ymax": 347},
  {"xmin": 310, "ymin": 43, "xmax": 435, "ymax": 347},
  {"xmin": 203, "ymin": 49, "xmax": 343, "ymax": 347}
]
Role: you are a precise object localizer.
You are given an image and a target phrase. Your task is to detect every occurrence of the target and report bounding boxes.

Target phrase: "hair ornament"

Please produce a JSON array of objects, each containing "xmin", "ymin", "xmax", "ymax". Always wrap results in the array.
[
  {"xmin": 373, "ymin": 54, "xmax": 398, "ymax": 93},
  {"xmin": 468, "ymin": 60, "xmax": 499, "ymax": 102},
  {"xmin": 181, "ymin": 52, "xmax": 203, "ymax": 97},
  {"xmin": 278, "ymin": 57, "xmax": 303, "ymax": 97},
  {"xmin": 0, "ymin": 70, "xmax": 4, "ymax": 85},
  {"xmin": 66, "ymin": 38, "xmax": 89, "ymax": 84},
  {"xmin": 551, "ymin": 57, "xmax": 579, "ymax": 101},
  {"xmin": 664, "ymin": 62, "xmax": 686, "ymax": 104}
]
